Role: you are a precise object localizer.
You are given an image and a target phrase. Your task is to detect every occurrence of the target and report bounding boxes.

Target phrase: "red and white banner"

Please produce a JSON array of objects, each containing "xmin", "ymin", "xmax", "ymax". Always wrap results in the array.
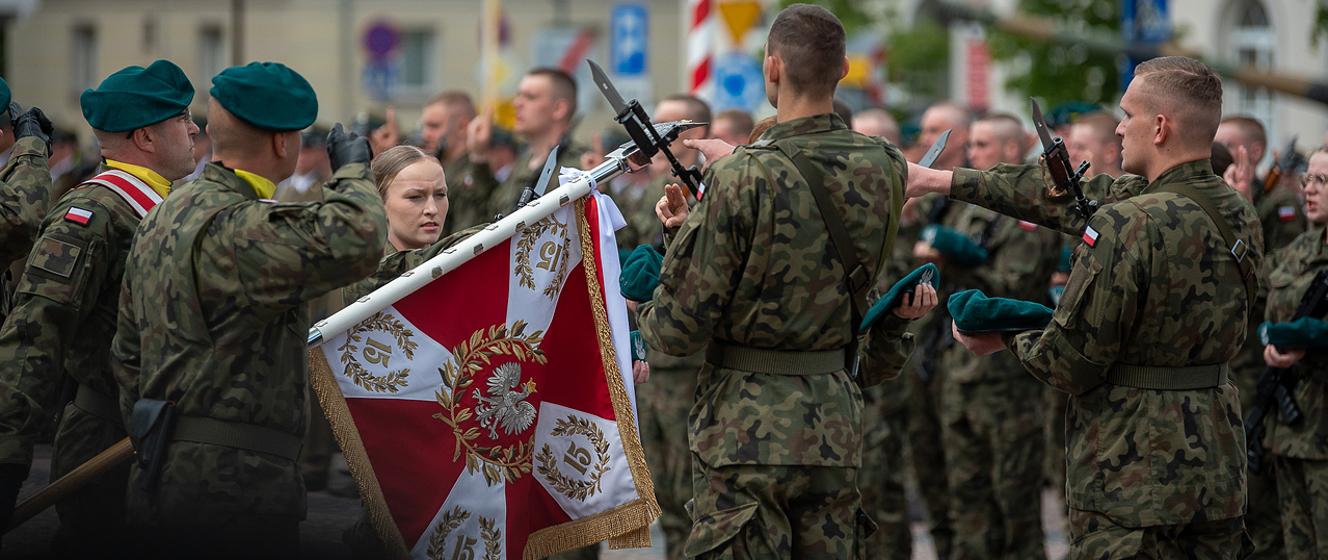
[{"xmin": 311, "ymin": 190, "xmax": 657, "ymax": 559}]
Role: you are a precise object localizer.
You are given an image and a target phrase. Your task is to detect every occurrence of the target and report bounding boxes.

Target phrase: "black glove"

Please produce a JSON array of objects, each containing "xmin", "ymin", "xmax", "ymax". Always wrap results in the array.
[
  {"xmin": 326, "ymin": 123, "xmax": 371, "ymax": 171},
  {"xmin": 0, "ymin": 463, "xmax": 29, "ymax": 534},
  {"xmin": 12, "ymin": 105, "xmax": 53, "ymax": 155}
]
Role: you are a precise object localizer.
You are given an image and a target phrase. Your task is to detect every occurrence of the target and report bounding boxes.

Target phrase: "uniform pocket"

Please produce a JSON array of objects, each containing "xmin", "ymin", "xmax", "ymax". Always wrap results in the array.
[
  {"xmin": 1052, "ymin": 249, "xmax": 1102, "ymax": 328},
  {"xmin": 854, "ymin": 507, "xmax": 878, "ymax": 560},
  {"xmin": 19, "ymin": 235, "xmax": 100, "ymax": 309},
  {"xmin": 683, "ymin": 501, "xmax": 760, "ymax": 559}
]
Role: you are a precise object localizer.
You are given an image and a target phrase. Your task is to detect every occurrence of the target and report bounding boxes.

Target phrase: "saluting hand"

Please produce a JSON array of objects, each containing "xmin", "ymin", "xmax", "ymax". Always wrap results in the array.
[
  {"xmin": 370, "ymin": 106, "xmax": 401, "ymax": 156},
  {"xmin": 681, "ymin": 138, "xmax": 734, "ymax": 172},
  {"xmin": 327, "ymin": 123, "xmax": 372, "ymax": 171},
  {"xmin": 656, "ymin": 183, "xmax": 689, "ymax": 229},
  {"xmin": 1224, "ymin": 145, "xmax": 1255, "ymax": 200},
  {"xmin": 467, "ymin": 107, "xmax": 494, "ymax": 162}
]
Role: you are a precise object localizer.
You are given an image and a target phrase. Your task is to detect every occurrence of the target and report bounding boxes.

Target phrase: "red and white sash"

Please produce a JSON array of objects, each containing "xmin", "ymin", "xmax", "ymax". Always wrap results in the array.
[{"xmin": 81, "ymin": 169, "xmax": 163, "ymax": 219}]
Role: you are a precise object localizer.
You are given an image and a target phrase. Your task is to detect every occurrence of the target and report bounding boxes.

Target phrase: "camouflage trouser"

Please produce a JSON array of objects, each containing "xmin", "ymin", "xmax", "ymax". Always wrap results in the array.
[
  {"xmin": 905, "ymin": 361, "xmax": 954, "ymax": 557},
  {"xmin": 1044, "ymin": 386, "xmax": 1067, "ymax": 499},
  {"xmin": 299, "ymin": 395, "xmax": 338, "ymax": 490},
  {"xmin": 940, "ymin": 377, "xmax": 1045, "ymax": 559},
  {"xmin": 1068, "ymin": 509, "xmax": 1249, "ymax": 559},
  {"xmin": 49, "ymin": 401, "xmax": 131, "ymax": 554},
  {"xmin": 638, "ymin": 352, "xmax": 702, "ymax": 560},
  {"xmin": 685, "ymin": 458, "xmax": 868, "ymax": 559},
  {"xmin": 1246, "ymin": 459, "xmax": 1284, "ymax": 557},
  {"xmin": 859, "ymin": 381, "xmax": 911, "ymax": 560},
  {"xmin": 1273, "ymin": 455, "xmax": 1328, "ymax": 559}
]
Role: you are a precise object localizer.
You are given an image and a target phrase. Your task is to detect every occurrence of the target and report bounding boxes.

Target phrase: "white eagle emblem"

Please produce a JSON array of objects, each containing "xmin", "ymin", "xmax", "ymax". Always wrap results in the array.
[{"xmin": 472, "ymin": 362, "xmax": 538, "ymax": 439}]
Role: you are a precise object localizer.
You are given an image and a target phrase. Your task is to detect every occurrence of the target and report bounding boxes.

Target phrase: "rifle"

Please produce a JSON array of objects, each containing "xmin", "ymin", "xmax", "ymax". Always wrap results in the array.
[
  {"xmin": 1031, "ymin": 98, "xmax": 1098, "ymax": 219},
  {"xmin": 1262, "ymin": 136, "xmax": 1298, "ymax": 194},
  {"xmin": 1246, "ymin": 269, "xmax": 1328, "ymax": 474}
]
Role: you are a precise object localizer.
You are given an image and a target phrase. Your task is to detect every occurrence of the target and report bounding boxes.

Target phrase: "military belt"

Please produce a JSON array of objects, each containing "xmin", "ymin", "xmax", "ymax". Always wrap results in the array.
[
  {"xmin": 74, "ymin": 383, "xmax": 121, "ymax": 424},
  {"xmin": 1105, "ymin": 363, "xmax": 1229, "ymax": 390},
  {"xmin": 706, "ymin": 342, "xmax": 845, "ymax": 375},
  {"xmin": 170, "ymin": 416, "xmax": 302, "ymax": 461}
]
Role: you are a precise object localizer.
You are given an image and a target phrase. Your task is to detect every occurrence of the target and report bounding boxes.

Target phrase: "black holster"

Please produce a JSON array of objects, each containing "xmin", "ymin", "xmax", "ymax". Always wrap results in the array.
[{"xmin": 129, "ymin": 399, "xmax": 178, "ymax": 492}]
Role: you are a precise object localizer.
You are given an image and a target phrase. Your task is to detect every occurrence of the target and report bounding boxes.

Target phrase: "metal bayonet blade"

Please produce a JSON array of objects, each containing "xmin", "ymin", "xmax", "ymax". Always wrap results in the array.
[
  {"xmin": 918, "ymin": 129, "xmax": 951, "ymax": 169},
  {"xmin": 534, "ymin": 145, "xmax": 559, "ymax": 197},
  {"xmin": 1030, "ymin": 98, "xmax": 1055, "ymax": 150},
  {"xmin": 1278, "ymin": 136, "xmax": 1299, "ymax": 169},
  {"xmin": 587, "ymin": 59, "xmax": 629, "ymax": 116}
]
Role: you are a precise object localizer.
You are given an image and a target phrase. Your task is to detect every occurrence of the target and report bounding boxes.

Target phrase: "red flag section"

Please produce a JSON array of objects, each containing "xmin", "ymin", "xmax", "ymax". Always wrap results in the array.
[{"xmin": 313, "ymin": 194, "xmax": 657, "ymax": 559}]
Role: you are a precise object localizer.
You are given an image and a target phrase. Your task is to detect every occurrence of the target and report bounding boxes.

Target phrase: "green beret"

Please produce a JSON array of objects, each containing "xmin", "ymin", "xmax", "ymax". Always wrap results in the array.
[
  {"xmin": 1260, "ymin": 318, "xmax": 1328, "ymax": 350},
  {"xmin": 948, "ymin": 289, "xmax": 1053, "ymax": 333},
  {"xmin": 620, "ymin": 244, "xmax": 663, "ymax": 302},
  {"xmin": 860, "ymin": 263, "xmax": 940, "ymax": 331},
  {"xmin": 922, "ymin": 225, "xmax": 989, "ymax": 267},
  {"xmin": 211, "ymin": 62, "xmax": 317, "ymax": 131},
  {"xmin": 80, "ymin": 60, "xmax": 194, "ymax": 132},
  {"xmin": 0, "ymin": 76, "xmax": 10, "ymax": 111}
]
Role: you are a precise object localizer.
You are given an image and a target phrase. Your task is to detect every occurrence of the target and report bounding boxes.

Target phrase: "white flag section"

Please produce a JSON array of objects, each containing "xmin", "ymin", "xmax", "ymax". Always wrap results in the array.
[{"xmin": 309, "ymin": 186, "xmax": 658, "ymax": 560}]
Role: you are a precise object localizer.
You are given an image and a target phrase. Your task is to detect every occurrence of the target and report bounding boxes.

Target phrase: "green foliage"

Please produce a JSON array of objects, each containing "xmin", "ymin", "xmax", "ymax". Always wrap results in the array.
[
  {"xmin": 777, "ymin": 0, "xmax": 874, "ymax": 34},
  {"xmin": 885, "ymin": 19, "xmax": 951, "ymax": 100},
  {"xmin": 986, "ymin": 0, "xmax": 1123, "ymax": 106},
  {"xmin": 1315, "ymin": 3, "xmax": 1328, "ymax": 46}
]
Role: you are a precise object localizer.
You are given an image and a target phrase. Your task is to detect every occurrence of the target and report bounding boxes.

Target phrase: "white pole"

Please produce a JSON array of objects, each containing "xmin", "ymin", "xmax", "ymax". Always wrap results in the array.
[{"xmin": 307, "ymin": 155, "xmax": 630, "ymax": 348}]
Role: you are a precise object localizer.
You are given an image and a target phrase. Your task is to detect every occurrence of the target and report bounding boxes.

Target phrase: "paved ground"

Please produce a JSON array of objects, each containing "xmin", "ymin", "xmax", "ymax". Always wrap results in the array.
[{"xmin": 4, "ymin": 445, "xmax": 1068, "ymax": 558}]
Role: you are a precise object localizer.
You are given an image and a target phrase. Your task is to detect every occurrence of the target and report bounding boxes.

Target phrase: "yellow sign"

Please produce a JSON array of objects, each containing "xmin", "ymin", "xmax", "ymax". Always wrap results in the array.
[
  {"xmin": 844, "ymin": 55, "xmax": 872, "ymax": 88},
  {"xmin": 718, "ymin": 0, "xmax": 762, "ymax": 45}
]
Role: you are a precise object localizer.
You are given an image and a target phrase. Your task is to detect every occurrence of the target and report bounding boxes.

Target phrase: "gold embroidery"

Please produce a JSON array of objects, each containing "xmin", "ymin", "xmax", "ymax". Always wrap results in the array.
[
  {"xmin": 535, "ymin": 415, "xmax": 611, "ymax": 502},
  {"xmin": 337, "ymin": 311, "xmax": 418, "ymax": 393},
  {"xmin": 514, "ymin": 215, "xmax": 571, "ymax": 299}
]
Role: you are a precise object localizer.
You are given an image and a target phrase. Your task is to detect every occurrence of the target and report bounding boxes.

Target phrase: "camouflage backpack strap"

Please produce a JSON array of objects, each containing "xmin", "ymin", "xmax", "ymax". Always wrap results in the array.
[
  {"xmin": 768, "ymin": 140, "xmax": 874, "ymax": 373},
  {"xmin": 1155, "ymin": 182, "xmax": 1257, "ymax": 305}
]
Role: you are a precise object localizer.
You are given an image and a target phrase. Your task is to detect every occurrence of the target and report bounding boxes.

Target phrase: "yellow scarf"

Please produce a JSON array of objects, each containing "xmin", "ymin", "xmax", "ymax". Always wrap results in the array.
[
  {"xmin": 233, "ymin": 168, "xmax": 277, "ymax": 199},
  {"xmin": 104, "ymin": 159, "xmax": 171, "ymax": 198}
]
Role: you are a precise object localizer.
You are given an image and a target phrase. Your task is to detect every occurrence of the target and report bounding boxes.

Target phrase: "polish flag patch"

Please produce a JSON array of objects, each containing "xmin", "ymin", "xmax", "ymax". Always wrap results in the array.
[
  {"xmin": 64, "ymin": 207, "xmax": 93, "ymax": 226},
  {"xmin": 1018, "ymin": 220, "xmax": 1038, "ymax": 232},
  {"xmin": 1082, "ymin": 226, "xmax": 1100, "ymax": 248},
  {"xmin": 1279, "ymin": 206, "xmax": 1297, "ymax": 222}
]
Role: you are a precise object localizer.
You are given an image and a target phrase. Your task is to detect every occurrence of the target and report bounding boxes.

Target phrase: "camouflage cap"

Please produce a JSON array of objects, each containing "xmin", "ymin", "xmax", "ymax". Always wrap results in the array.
[
  {"xmin": 947, "ymin": 289, "xmax": 1052, "ymax": 333},
  {"xmin": 80, "ymin": 60, "xmax": 195, "ymax": 132},
  {"xmin": 1259, "ymin": 317, "xmax": 1328, "ymax": 349},
  {"xmin": 860, "ymin": 263, "xmax": 940, "ymax": 331},
  {"xmin": 619, "ymin": 244, "xmax": 663, "ymax": 302},
  {"xmin": 210, "ymin": 62, "xmax": 317, "ymax": 132}
]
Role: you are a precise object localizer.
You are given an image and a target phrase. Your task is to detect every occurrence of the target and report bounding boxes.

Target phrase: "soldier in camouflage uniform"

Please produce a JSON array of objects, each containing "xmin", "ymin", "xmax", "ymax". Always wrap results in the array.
[
  {"xmin": 111, "ymin": 62, "xmax": 386, "ymax": 555},
  {"xmin": 466, "ymin": 68, "xmax": 587, "ymax": 221},
  {"xmin": 1214, "ymin": 115, "xmax": 1301, "ymax": 557},
  {"xmin": 0, "ymin": 76, "xmax": 59, "ymax": 538},
  {"xmin": 419, "ymin": 91, "xmax": 488, "ymax": 238},
  {"xmin": 639, "ymin": 6, "xmax": 930, "ymax": 557},
  {"xmin": 923, "ymin": 113, "xmax": 1057, "ymax": 559},
  {"xmin": 1261, "ymin": 147, "xmax": 1328, "ymax": 559},
  {"xmin": 909, "ymin": 56, "xmax": 1257, "ymax": 558},
  {"xmin": 0, "ymin": 60, "xmax": 197, "ymax": 554}
]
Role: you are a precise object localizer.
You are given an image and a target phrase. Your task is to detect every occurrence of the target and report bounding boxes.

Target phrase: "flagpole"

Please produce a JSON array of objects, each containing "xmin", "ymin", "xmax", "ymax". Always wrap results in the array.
[{"xmin": 307, "ymin": 155, "xmax": 632, "ymax": 348}]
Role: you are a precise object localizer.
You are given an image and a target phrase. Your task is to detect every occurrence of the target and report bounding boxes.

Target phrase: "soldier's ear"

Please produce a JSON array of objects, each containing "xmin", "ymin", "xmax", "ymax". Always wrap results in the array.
[
  {"xmin": 1153, "ymin": 114, "xmax": 1168, "ymax": 146},
  {"xmin": 273, "ymin": 131, "xmax": 294, "ymax": 159},
  {"xmin": 839, "ymin": 56, "xmax": 849, "ymax": 81}
]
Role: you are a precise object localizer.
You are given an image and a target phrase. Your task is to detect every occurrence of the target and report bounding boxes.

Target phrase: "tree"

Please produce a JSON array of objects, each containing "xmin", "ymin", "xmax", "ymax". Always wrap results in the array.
[{"xmin": 986, "ymin": 0, "xmax": 1123, "ymax": 106}]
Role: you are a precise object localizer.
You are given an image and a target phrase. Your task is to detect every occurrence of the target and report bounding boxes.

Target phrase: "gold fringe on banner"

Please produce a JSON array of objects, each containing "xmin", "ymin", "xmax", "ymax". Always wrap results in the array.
[
  {"xmin": 308, "ymin": 350, "xmax": 412, "ymax": 560},
  {"xmin": 523, "ymin": 198, "xmax": 662, "ymax": 559}
]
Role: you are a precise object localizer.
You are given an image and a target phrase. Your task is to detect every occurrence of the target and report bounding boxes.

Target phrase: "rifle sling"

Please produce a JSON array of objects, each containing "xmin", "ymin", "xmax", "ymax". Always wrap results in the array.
[{"xmin": 1155, "ymin": 182, "xmax": 1257, "ymax": 305}]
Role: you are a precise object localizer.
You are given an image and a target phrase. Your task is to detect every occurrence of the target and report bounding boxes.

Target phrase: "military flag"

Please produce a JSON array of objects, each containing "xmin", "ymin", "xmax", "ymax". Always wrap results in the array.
[{"xmin": 309, "ymin": 187, "xmax": 657, "ymax": 559}]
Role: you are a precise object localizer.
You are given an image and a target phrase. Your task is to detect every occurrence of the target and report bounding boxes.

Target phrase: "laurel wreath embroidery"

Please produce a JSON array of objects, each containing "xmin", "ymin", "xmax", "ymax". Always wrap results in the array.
[
  {"xmin": 337, "ymin": 311, "xmax": 418, "ymax": 393},
  {"xmin": 424, "ymin": 507, "xmax": 502, "ymax": 560},
  {"xmin": 425, "ymin": 506, "xmax": 468, "ymax": 560},
  {"xmin": 514, "ymin": 215, "xmax": 571, "ymax": 300},
  {"xmin": 535, "ymin": 415, "xmax": 612, "ymax": 501},
  {"xmin": 434, "ymin": 321, "xmax": 547, "ymax": 485}
]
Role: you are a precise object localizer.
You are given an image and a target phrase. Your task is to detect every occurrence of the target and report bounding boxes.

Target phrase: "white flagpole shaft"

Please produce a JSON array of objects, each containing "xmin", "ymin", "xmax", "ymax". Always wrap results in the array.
[{"xmin": 308, "ymin": 156, "xmax": 629, "ymax": 348}]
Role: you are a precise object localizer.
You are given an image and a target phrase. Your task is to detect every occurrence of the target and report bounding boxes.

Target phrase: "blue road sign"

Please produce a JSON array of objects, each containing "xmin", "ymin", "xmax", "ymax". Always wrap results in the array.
[
  {"xmin": 1122, "ymin": 0, "xmax": 1170, "ymax": 88},
  {"xmin": 611, "ymin": 3, "xmax": 648, "ymax": 76}
]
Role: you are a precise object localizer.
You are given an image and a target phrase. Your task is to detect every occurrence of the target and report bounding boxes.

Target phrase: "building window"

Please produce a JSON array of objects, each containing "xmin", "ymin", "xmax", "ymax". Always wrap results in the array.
[
  {"xmin": 397, "ymin": 29, "xmax": 436, "ymax": 96},
  {"xmin": 71, "ymin": 24, "xmax": 97, "ymax": 100},
  {"xmin": 199, "ymin": 25, "xmax": 225, "ymax": 89},
  {"xmin": 1227, "ymin": 0, "xmax": 1275, "ymax": 147}
]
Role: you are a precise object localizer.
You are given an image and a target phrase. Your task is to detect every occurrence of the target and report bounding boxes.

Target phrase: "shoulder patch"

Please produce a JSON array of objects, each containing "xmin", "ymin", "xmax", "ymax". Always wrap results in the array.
[
  {"xmin": 31, "ymin": 238, "xmax": 83, "ymax": 278},
  {"xmin": 1018, "ymin": 220, "xmax": 1038, "ymax": 232},
  {"xmin": 1081, "ymin": 225, "xmax": 1100, "ymax": 248},
  {"xmin": 64, "ymin": 207, "xmax": 94, "ymax": 226},
  {"xmin": 1279, "ymin": 206, "xmax": 1297, "ymax": 222}
]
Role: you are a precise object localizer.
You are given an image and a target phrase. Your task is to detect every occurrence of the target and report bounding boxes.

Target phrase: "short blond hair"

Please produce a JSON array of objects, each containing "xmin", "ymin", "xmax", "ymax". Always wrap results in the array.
[{"xmin": 1133, "ymin": 56, "xmax": 1223, "ymax": 145}]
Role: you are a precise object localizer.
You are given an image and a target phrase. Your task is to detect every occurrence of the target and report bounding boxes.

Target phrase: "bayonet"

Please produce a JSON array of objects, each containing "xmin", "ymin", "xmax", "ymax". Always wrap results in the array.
[
  {"xmin": 509, "ymin": 145, "xmax": 559, "ymax": 215},
  {"xmin": 1031, "ymin": 98, "xmax": 1097, "ymax": 219},
  {"xmin": 919, "ymin": 129, "xmax": 951, "ymax": 169},
  {"xmin": 1264, "ymin": 136, "xmax": 1298, "ymax": 193}
]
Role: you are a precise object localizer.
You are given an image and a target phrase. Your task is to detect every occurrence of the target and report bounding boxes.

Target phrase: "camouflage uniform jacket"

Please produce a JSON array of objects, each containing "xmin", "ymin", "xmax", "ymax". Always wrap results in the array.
[
  {"xmin": 476, "ymin": 140, "xmax": 587, "ymax": 220},
  {"xmin": 441, "ymin": 153, "xmax": 489, "ymax": 238},
  {"xmin": 0, "ymin": 137, "xmax": 53, "ymax": 267},
  {"xmin": 0, "ymin": 166, "xmax": 147, "ymax": 467},
  {"xmin": 1253, "ymin": 178, "xmax": 1306, "ymax": 253},
  {"xmin": 1262, "ymin": 229, "xmax": 1328, "ymax": 460},
  {"xmin": 613, "ymin": 175, "xmax": 669, "ymax": 251},
  {"xmin": 938, "ymin": 202, "xmax": 1062, "ymax": 384},
  {"xmin": 951, "ymin": 159, "xmax": 1260, "ymax": 526},
  {"xmin": 638, "ymin": 113, "xmax": 908, "ymax": 467},
  {"xmin": 111, "ymin": 162, "xmax": 385, "ymax": 519}
]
